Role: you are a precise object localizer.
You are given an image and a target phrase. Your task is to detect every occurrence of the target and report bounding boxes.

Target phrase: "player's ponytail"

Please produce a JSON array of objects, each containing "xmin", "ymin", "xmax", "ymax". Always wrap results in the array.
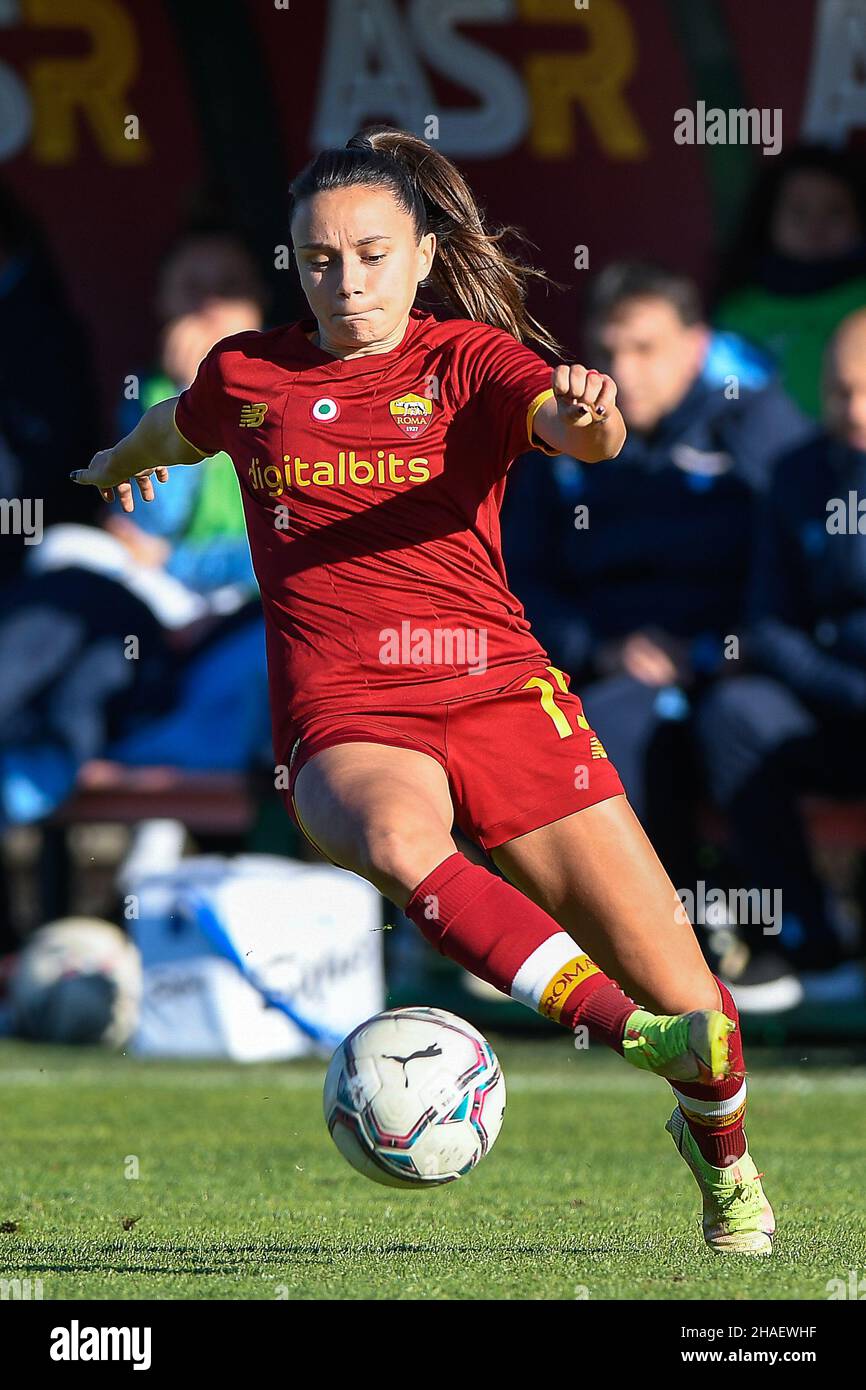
[{"xmin": 289, "ymin": 126, "xmax": 563, "ymax": 355}]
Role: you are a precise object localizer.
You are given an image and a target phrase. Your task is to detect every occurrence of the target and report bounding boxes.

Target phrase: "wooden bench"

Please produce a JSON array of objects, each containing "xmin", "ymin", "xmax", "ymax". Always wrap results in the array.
[
  {"xmin": 50, "ymin": 762, "xmax": 258, "ymax": 836},
  {"xmin": 34, "ymin": 764, "xmax": 260, "ymax": 921}
]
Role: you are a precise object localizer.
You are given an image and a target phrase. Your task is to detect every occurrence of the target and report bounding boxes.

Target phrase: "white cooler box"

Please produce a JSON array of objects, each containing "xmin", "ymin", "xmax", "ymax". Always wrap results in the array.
[{"xmin": 128, "ymin": 854, "xmax": 384, "ymax": 1061}]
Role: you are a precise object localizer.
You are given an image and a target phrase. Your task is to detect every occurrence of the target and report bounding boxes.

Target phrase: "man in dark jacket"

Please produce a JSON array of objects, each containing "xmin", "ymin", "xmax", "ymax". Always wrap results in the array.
[
  {"xmin": 695, "ymin": 308, "xmax": 866, "ymax": 1002},
  {"xmin": 502, "ymin": 263, "xmax": 810, "ymax": 993}
]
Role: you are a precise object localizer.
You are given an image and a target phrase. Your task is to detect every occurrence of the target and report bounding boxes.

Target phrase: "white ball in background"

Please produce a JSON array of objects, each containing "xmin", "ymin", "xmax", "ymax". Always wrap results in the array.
[{"xmin": 11, "ymin": 918, "xmax": 142, "ymax": 1047}]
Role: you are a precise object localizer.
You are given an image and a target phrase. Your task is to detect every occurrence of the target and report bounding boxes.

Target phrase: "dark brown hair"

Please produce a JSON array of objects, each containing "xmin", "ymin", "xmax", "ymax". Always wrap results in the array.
[
  {"xmin": 288, "ymin": 125, "xmax": 563, "ymax": 355},
  {"xmin": 585, "ymin": 261, "xmax": 704, "ymax": 337}
]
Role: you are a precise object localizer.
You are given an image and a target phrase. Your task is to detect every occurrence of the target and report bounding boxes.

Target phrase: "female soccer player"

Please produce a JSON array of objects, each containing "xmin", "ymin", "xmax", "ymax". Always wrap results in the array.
[{"xmin": 73, "ymin": 127, "xmax": 773, "ymax": 1254}]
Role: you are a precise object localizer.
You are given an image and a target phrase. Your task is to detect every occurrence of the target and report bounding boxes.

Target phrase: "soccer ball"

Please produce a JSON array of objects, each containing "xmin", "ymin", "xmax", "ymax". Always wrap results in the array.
[{"xmin": 323, "ymin": 1006, "xmax": 506, "ymax": 1187}]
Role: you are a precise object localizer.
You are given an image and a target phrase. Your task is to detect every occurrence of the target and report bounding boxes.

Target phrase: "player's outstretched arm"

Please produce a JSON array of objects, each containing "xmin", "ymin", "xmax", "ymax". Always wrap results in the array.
[
  {"xmin": 533, "ymin": 364, "xmax": 626, "ymax": 464},
  {"xmin": 70, "ymin": 397, "xmax": 210, "ymax": 513}
]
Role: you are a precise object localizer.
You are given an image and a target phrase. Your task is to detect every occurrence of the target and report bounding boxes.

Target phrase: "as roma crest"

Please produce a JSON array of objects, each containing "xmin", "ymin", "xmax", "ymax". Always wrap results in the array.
[{"xmin": 389, "ymin": 392, "xmax": 433, "ymax": 438}]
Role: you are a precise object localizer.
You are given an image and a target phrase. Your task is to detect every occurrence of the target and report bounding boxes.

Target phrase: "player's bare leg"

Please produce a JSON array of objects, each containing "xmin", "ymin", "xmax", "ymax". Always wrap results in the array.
[
  {"xmin": 490, "ymin": 793, "xmax": 719, "ymax": 1015},
  {"xmin": 293, "ymin": 745, "xmax": 731, "ymax": 1090},
  {"xmin": 493, "ymin": 794, "xmax": 774, "ymax": 1254}
]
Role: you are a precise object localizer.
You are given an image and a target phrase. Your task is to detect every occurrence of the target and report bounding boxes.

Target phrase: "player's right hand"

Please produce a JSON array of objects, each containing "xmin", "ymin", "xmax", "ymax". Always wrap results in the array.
[{"xmin": 70, "ymin": 449, "xmax": 170, "ymax": 512}]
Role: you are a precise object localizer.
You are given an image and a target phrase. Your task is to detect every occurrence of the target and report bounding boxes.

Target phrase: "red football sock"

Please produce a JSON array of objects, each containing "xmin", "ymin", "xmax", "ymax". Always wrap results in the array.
[
  {"xmin": 669, "ymin": 977, "xmax": 748, "ymax": 1167},
  {"xmin": 404, "ymin": 852, "xmax": 638, "ymax": 1050}
]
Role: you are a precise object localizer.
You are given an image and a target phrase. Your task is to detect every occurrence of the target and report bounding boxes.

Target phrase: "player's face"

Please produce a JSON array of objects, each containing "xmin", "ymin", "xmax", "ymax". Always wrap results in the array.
[
  {"xmin": 594, "ymin": 297, "xmax": 708, "ymax": 433},
  {"xmin": 825, "ymin": 330, "xmax": 866, "ymax": 452},
  {"xmin": 292, "ymin": 186, "xmax": 435, "ymax": 351}
]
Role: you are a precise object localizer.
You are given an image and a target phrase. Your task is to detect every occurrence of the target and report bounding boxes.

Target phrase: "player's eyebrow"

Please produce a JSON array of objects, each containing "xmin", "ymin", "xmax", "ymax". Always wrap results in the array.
[{"xmin": 297, "ymin": 235, "xmax": 393, "ymax": 250}]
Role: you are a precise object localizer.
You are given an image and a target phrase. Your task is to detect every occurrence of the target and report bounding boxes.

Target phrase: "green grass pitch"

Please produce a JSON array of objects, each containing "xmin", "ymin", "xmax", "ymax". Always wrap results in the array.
[{"xmin": 1, "ymin": 1037, "xmax": 863, "ymax": 1300}]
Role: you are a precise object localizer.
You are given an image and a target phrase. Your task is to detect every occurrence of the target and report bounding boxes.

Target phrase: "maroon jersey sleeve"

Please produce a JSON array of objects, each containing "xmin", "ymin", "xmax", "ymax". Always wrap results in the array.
[
  {"xmin": 461, "ymin": 324, "xmax": 560, "ymax": 473},
  {"xmin": 173, "ymin": 345, "xmax": 227, "ymax": 457}
]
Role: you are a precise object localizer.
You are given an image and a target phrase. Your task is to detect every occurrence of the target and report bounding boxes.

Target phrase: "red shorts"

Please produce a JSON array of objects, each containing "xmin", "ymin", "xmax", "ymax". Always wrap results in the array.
[{"xmin": 283, "ymin": 662, "xmax": 624, "ymax": 853}]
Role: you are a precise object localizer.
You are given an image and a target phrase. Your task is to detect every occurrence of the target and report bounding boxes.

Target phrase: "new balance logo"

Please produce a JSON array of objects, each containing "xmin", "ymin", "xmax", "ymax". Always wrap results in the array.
[{"xmin": 240, "ymin": 402, "xmax": 268, "ymax": 427}]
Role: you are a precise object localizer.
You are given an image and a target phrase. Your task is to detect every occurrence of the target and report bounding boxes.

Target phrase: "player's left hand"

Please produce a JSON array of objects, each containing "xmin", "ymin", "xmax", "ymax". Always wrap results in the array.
[
  {"xmin": 71, "ymin": 448, "xmax": 170, "ymax": 510},
  {"xmin": 553, "ymin": 365, "xmax": 617, "ymax": 427}
]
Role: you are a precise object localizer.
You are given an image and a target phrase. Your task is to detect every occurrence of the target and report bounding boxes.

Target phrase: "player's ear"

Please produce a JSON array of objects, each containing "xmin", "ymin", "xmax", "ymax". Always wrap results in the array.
[{"xmin": 417, "ymin": 231, "xmax": 436, "ymax": 284}]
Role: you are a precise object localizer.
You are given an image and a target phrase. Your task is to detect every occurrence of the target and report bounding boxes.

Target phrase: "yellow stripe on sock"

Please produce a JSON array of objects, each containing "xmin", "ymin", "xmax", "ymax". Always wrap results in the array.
[
  {"xmin": 539, "ymin": 955, "xmax": 600, "ymax": 1022},
  {"xmin": 677, "ymin": 1097, "xmax": 748, "ymax": 1129}
]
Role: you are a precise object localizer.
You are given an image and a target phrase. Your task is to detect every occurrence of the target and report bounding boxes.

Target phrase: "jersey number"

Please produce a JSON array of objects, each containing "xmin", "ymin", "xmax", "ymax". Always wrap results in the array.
[{"xmin": 522, "ymin": 666, "xmax": 590, "ymax": 740}]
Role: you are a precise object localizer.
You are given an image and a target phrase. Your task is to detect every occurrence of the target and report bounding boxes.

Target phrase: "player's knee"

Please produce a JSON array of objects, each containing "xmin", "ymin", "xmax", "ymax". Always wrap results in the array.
[
  {"xmin": 669, "ymin": 976, "xmax": 724, "ymax": 1014},
  {"xmin": 650, "ymin": 976, "xmax": 723, "ymax": 1015}
]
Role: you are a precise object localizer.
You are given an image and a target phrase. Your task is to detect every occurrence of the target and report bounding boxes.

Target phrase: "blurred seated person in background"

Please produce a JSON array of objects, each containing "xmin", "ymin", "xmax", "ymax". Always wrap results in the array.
[
  {"xmin": 0, "ymin": 567, "xmax": 177, "ymax": 830},
  {"xmin": 37, "ymin": 230, "xmax": 267, "ymax": 625},
  {"xmin": 0, "ymin": 183, "xmax": 99, "ymax": 585},
  {"xmin": 502, "ymin": 260, "xmax": 809, "ymax": 929},
  {"xmin": 106, "ymin": 230, "xmax": 268, "ymax": 604},
  {"xmin": 715, "ymin": 145, "xmax": 866, "ymax": 419},
  {"xmin": 96, "ymin": 230, "xmax": 273, "ymax": 772},
  {"xmin": 0, "ymin": 231, "xmax": 276, "ymax": 822},
  {"xmin": 695, "ymin": 309, "xmax": 866, "ymax": 1007}
]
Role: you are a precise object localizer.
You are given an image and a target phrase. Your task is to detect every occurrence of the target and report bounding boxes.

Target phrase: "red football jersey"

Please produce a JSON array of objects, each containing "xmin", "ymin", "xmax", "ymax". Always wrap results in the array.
[{"xmin": 174, "ymin": 307, "xmax": 558, "ymax": 767}]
